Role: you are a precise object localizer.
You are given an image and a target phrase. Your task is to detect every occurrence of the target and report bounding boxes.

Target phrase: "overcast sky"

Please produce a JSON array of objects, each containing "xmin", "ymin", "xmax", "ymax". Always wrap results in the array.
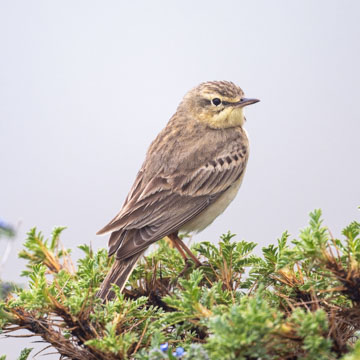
[{"xmin": 1, "ymin": 0, "xmax": 360, "ymax": 357}]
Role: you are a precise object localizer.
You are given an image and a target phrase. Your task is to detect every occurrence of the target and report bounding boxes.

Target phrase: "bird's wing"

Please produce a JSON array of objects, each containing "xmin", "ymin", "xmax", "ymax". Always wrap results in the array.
[{"xmin": 97, "ymin": 148, "xmax": 248, "ymax": 261}]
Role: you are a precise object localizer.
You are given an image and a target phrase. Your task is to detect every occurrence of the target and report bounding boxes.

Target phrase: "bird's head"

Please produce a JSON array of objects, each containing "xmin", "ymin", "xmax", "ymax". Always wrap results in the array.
[{"xmin": 180, "ymin": 81, "xmax": 259, "ymax": 129}]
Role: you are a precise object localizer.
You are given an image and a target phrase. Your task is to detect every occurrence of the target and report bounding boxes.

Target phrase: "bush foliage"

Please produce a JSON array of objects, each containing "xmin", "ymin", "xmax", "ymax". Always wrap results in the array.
[{"xmin": 1, "ymin": 210, "xmax": 360, "ymax": 359}]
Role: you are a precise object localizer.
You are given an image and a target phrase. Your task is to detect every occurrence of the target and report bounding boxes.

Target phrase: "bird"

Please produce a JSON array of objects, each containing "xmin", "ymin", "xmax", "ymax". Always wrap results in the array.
[{"xmin": 96, "ymin": 81, "xmax": 259, "ymax": 300}]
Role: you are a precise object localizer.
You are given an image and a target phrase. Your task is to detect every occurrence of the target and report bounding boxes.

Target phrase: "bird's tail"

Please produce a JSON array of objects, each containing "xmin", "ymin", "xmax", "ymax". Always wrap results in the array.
[{"xmin": 97, "ymin": 252, "xmax": 143, "ymax": 301}]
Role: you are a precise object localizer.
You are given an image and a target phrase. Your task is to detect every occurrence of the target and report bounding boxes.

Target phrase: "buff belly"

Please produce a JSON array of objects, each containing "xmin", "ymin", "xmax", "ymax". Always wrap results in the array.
[{"xmin": 179, "ymin": 173, "xmax": 245, "ymax": 234}]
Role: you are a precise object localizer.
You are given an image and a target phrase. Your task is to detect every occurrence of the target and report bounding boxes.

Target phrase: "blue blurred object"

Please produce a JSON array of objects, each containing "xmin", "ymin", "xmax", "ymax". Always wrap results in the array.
[
  {"xmin": 173, "ymin": 347, "xmax": 185, "ymax": 357},
  {"xmin": 0, "ymin": 218, "xmax": 8, "ymax": 228},
  {"xmin": 160, "ymin": 342, "xmax": 169, "ymax": 352},
  {"xmin": 0, "ymin": 218, "xmax": 15, "ymax": 237}
]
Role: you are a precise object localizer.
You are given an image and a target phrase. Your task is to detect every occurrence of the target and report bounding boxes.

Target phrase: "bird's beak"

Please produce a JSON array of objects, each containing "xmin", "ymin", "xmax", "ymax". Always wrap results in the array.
[{"xmin": 234, "ymin": 98, "xmax": 260, "ymax": 108}]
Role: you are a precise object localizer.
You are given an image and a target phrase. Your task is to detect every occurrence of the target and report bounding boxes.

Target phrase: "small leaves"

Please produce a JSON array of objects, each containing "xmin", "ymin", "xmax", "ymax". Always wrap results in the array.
[
  {"xmin": 0, "ymin": 348, "xmax": 33, "ymax": 360},
  {"xmin": 196, "ymin": 231, "xmax": 260, "ymax": 290},
  {"xmin": 290, "ymin": 309, "xmax": 332, "ymax": 360},
  {"xmin": 17, "ymin": 348, "xmax": 33, "ymax": 360},
  {"xmin": 2, "ymin": 210, "xmax": 360, "ymax": 359},
  {"xmin": 205, "ymin": 289, "xmax": 280, "ymax": 360},
  {"xmin": 19, "ymin": 227, "xmax": 70, "ymax": 274},
  {"xmin": 85, "ymin": 324, "xmax": 138, "ymax": 356}
]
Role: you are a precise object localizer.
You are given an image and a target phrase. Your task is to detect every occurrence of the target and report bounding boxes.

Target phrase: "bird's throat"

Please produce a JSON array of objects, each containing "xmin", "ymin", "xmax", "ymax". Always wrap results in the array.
[
  {"xmin": 206, "ymin": 107, "xmax": 245, "ymax": 129},
  {"xmin": 228, "ymin": 107, "xmax": 245, "ymax": 127}
]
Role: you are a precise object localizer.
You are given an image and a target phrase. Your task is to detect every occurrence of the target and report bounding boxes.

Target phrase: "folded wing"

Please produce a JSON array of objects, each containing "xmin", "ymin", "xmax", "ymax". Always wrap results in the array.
[{"xmin": 97, "ymin": 148, "xmax": 247, "ymax": 261}]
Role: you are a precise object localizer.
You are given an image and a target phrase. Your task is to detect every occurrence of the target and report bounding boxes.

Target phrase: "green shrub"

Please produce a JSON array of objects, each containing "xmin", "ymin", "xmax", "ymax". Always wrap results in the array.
[{"xmin": 1, "ymin": 210, "xmax": 360, "ymax": 359}]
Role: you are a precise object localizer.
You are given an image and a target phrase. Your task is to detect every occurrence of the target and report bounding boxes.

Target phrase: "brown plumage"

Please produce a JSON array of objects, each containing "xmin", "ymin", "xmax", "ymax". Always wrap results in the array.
[{"xmin": 97, "ymin": 81, "xmax": 259, "ymax": 300}]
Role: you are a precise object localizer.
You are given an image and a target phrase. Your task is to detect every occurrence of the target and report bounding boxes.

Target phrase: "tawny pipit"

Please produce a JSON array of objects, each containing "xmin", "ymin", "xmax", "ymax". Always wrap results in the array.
[{"xmin": 97, "ymin": 81, "xmax": 259, "ymax": 300}]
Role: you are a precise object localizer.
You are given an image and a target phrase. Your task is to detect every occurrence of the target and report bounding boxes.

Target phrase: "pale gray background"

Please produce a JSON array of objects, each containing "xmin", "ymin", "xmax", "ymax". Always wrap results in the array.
[{"xmin": 1, "ymin": 0, "xmax": 359, "ymax": 358}]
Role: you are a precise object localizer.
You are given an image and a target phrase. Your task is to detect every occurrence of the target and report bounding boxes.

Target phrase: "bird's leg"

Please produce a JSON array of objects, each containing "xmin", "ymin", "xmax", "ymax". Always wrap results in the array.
[
  {"xmin": 168, "ymin": 232, "xmax": 202, "ymax": 267},
  {"xmin": 167, "ymin": 234, "xmax": 188, "ymax": 261}
]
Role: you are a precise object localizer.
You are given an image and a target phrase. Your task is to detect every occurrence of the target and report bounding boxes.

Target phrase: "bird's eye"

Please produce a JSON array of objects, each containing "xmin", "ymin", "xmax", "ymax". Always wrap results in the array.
[{"xmin": 212, "ymin": 98, "xmax": 221, "ymax": 106}]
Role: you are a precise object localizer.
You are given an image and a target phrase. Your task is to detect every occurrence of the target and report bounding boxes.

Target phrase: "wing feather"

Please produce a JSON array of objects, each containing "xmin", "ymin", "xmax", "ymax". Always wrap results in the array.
[
  {"xmin": 102, "ymin": 150, "xmax": 247, "ymax": 260},
  {"xmin": 109, "ymin": 192, "xmax": 219, "ymax": 260}
]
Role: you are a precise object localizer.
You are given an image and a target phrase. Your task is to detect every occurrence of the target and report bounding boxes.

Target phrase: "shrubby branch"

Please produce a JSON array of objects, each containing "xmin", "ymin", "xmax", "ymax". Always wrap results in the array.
[{"xmin": 0, "ymin": 210, "xmax": 360, "ymax": 359}]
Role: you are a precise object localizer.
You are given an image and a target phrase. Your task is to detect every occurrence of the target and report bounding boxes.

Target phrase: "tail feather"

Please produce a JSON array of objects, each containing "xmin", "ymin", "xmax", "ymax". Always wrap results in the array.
[{"xmin": 97, "ymin": 252, "xmax": 143, "ymax": 301}]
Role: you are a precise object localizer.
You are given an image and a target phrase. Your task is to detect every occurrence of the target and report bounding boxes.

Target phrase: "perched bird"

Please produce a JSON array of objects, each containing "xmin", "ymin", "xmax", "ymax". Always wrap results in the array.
[{"xmin": 97, "ymin": 81, "xmax": 259, "ymax": 300}]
